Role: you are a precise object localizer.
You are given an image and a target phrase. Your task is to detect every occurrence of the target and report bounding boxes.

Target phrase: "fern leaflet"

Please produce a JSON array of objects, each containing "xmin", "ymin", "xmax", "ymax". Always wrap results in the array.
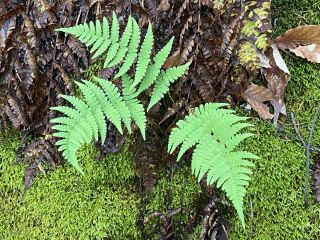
[
  {"xmin": 122, "ymin": 74, "xmax": 146, "ymax": 139},
  {"xmin": 137, "ymin": 37, "xmax": 174, "ymax": 94},
  {"xmin": 131, "ymin": 24, "xmax": 154, "ymax": 88},
  {"xmin": 147, "ymin": 62, "xmax": 191, "ymax": 111},
  {"xmin": 103, "ymin": 12, "xmax": 120, "ymax": 67}
]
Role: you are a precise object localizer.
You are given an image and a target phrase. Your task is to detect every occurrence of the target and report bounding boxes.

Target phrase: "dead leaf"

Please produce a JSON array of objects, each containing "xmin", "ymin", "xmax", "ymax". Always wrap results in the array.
[
  {"xmin": 163, "ymin": 49, "xmax": 181, "ymax": 68},
  {"xmin": 290, "ymin": 44, "xmax": 320, "ymax": 63},
  {"xmin": 263, "ymin": 66, "xmax": 290, "ymax": 124},
  {"xmin": 158, "ymin": 0, "xmax": 170, "ymax": 12},
  {"xmin": 274, "ymin": 25, "xmax": 320, "ymax": 50},
  {"xmin": 257, "ymin": 52, "xmax": 271, "ymax": 68},
  {"xmin": 242, "ymin": 84, "xmax": 273, "ymax": 120},
  {"xmin": 271, "ymin": 44, "xmax": 290, "ymax": 74}
]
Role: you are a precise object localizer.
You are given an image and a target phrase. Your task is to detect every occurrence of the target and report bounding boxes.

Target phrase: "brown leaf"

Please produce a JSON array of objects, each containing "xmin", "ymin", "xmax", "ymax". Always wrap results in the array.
[
  {"xmin": 274, "ymin": 25, "xmax": 320, "ymax": 50},
  {"xmin": 263, "ymin": 65, "xmax": 290, "ymax": 123},
  {"xmin": 290, "ymin": 44, "xmax": 320, "ymax": 63},
  {"xmin": 158, "ymin": 0, "xmax": 170, "ymax": 12},
  {"xmin": 271, "ymin": 44, "xmax": 290, "ymax": 74},
  {"xmin": 242, "ymin": 84, "xmax": 273, "ymax": 120},
  {"xmin": 163, "ymin": 49, "xmax": 181, "ymax": 68}
]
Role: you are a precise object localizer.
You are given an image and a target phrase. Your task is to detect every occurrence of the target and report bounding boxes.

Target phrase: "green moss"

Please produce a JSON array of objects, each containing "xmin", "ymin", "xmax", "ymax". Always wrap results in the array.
[
  {"xmin": 229, "ymin": 120, "xmax": 320, "ymax": 239},
  {"xmin": 187, "ymin": 224, "xmax": 202, "ymax": 240},
  {"xmin": 0, "ymin": 133, "xmax": 140, "ymax": 239}
]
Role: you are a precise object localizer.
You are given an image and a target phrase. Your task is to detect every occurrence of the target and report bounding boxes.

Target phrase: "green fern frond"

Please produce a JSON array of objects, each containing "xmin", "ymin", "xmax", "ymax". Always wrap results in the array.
[
  {"xmin": 137, "ymin": 37, "xmax": 174, "ymax": 94},
  {"xmin": 50, "ymin": 78, "xmax": 131, "ymax": 173},
  {"xmin": 107, "ymin": 16, "xmax": 133, "ymax": 67},
  {"xmin": 103, "ymin": 12, "xmax": 120, "ymax": 67},
  {"xmin": 115, "ymin": 19, "xmax": 141, "ymax": 79},
  {"xmin": 147, "ymin": 62, "xmax": 191, "ymax": 111},
  {"xmin": 93, "ymin": 76, "xmax": 132, "ymax": 133},
  {"xmin": 91, "ymin": 17, "xmax": 111, "ymax": 58},
  {"xmin": 122, "ymin": 74, "xmax": 146, "ymax": 139},
  {"xmin": 168, "ymin": 103, "xmax": 258, "ymax": 227},
  {"xmin": 131, "ymin": 24, "xmax": 154, "ymax": 89}
]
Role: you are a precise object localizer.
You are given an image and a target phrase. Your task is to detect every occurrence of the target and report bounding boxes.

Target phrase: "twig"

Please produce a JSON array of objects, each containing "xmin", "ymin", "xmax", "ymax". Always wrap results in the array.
[
  {"xmin": 249, "ymin": 196, "xmax": 254, "ymax": 239},
  {"xmin": 291, "ymin": 105, "xmax": 320, "ymax": 207},
  {"xmin": 304, "ymin": 105, "xmax": 320, "ymax": 206},
  {"xmin": 290, "ymin": 112, "xmax": 307, "ymax": 147}
]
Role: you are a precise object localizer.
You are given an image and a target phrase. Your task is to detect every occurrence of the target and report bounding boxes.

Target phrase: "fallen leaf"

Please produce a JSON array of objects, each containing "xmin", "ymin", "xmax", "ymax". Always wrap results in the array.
[
  {"xmin": 274, "ymin": 25, "xmax": 320, "ymax": 50},
  {"xmin": 257, "ymin": 52, "xmax": 272, "ymax": 68},
  {"xmin": 163, "ymin": 49, "xmax": 181, "ymax": 68},
  {"xmin": 242, "ymin": 84, "xmax": 273, "ymax": 120},
  {"xmin": 263, "ymin": 66, "xmax": 290, "ymax": 123},
  {"xmin": 271, "ymin": 44, "xmax": 290, "ymax": 74},
  {"xmin": 290, "ymin": 44, "xmax": 320, "ymax": 63},
  {"xmin": 158, "ymin": 0, "xmax": 170, "ymax": 12}
]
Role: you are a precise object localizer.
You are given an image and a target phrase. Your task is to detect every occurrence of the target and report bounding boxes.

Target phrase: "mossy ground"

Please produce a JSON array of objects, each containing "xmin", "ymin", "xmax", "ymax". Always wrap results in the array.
[
  {"xmin": 0, "ymin": 133, "xmax": 140, "ymax": 239},
  {"xmin": 229, "ymin": 0, "xmax": 320, "ymax": 239},
  {"xmin": 1, "ymin": 0, "xmax": 320, "ymax": 239}
]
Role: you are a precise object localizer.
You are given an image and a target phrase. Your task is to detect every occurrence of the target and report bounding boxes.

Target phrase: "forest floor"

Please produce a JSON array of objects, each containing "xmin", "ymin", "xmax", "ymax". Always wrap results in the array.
[{"xmin": 1, "ymin": 0, "xmax": 320, "ymax": 239}]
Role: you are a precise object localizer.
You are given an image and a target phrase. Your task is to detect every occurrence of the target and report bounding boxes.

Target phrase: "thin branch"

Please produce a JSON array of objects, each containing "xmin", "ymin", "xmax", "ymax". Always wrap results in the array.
[
  {"xmin": 304, "ymin": 105, "xmax": 320, "ymax": 206},
  {"xmin": 290, "ymin": 112, "xmax": 307, "ymax": 147},
  {"xmin": 291, "ymin": 105, "xmax": 320, "ymax": 207}
]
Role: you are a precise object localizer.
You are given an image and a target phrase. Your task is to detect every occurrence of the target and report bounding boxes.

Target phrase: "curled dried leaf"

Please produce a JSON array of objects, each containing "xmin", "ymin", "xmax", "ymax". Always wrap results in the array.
[
  {"xmin": 290, "ymin": 44, "xmax": 320, "ymax": 64},
  {"xmin": 242, "ymin": 84, "xmax": 273, "ymax": 120},
  {"xmin": 275, "ymin": 25, "xmax": 320, "ymax": 50}
]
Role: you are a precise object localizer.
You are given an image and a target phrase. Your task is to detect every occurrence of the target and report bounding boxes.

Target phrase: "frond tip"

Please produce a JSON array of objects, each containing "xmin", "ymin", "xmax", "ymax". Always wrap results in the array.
[{"xmin": 168, "ymin": 103, "xmax": 259, "ymax": 227}]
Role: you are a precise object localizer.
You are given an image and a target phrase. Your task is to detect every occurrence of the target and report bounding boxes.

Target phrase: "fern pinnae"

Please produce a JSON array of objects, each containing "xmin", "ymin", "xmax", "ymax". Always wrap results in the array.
[
  {"xmin": 103, "ymin": 12, "xmax": 120, "ymax": 67},
  {"xmin": 131, "ymin": 23, "xmax": 154, "ymax": 89},
  {"xmin": 137, "ymin": 37, "xmax": 174, "ymax": 94},
  {"xmin": 86, "ymin": 21, "xmax": 99, "ymax": 46},
  {"xmin": 50, "ymin": 97, "xmax": 95, "ymax": 174},
  {"xmin": 147, "ymin": 62, "xmax": 191, "ymax": 111},
  {"xmin": 91, "ymin": 18, "xmax": 111, "ymax": 58},
  {"xmin": 107, "ymin": 16, "xmax": 133, "ymax": 68},
  {"xmin": 115, "ymin": 19, "xmax": 141, "ymax": 79},
  {"xmin": 92, "ymin": 76, "xmax": 131, "ymax": 133},
  {"xmin": 85, "ymin": 79, "xmax": 123, "ymax": 135},
  {"xmin": 75, "ymin": 81, "xmax": 107, "ymax": 142},
  {"xmin": 122, "ymin": 74, "xmax": 146, "ymax": 139},
  {"xmin": 168, "ymin": 103, "xmax": 258, "ymax": 227}
]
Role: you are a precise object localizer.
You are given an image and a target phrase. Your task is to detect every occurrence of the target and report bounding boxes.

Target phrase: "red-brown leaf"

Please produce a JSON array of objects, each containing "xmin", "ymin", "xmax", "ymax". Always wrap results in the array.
[
  {"xmin": 290, "ymin": 44, "xmax": 320, "ymax": 63},
  {"xmin": 274, "ymin": 25, "xmax": 320, "ymax": 50},
  {"xmin": 242, "ymin": 84, "xmax": 273, "ymax": 120}
]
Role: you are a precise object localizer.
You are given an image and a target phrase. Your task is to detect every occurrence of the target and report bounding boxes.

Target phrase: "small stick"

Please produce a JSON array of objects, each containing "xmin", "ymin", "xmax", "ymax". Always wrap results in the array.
[
  {"xmin": 291, "ymin": 105, "xmax": 320, "ymax": 207},
  {"xmin": 304, "ymin": 105, "xmax": 320, "ymax": 206}
]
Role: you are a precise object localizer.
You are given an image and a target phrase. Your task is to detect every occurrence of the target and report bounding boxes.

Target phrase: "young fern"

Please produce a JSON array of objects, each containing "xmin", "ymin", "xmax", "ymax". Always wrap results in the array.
[
  {"xmin": 52, "ymin": 14, "xmax": 190, "ymax": 173},
  {"xmin": 168, "ymin": 103, "xmax": 259, "ymax": 227}
]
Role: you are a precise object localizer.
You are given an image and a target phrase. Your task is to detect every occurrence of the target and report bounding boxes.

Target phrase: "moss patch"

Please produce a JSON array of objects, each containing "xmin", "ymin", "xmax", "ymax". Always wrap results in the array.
[{"xmin": 0, "ymin": 133, "xmax": 140, "ymax": 239}]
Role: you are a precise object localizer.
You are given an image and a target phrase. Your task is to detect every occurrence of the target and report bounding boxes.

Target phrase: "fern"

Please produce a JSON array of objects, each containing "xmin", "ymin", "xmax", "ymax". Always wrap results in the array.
[
  {"xmin": 168, "ymin": 103, "xmax": 259, "ymax": 227},
  {"xmin": 52, "ymin": 13, "xmax": 190, "ymax": 174}
]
